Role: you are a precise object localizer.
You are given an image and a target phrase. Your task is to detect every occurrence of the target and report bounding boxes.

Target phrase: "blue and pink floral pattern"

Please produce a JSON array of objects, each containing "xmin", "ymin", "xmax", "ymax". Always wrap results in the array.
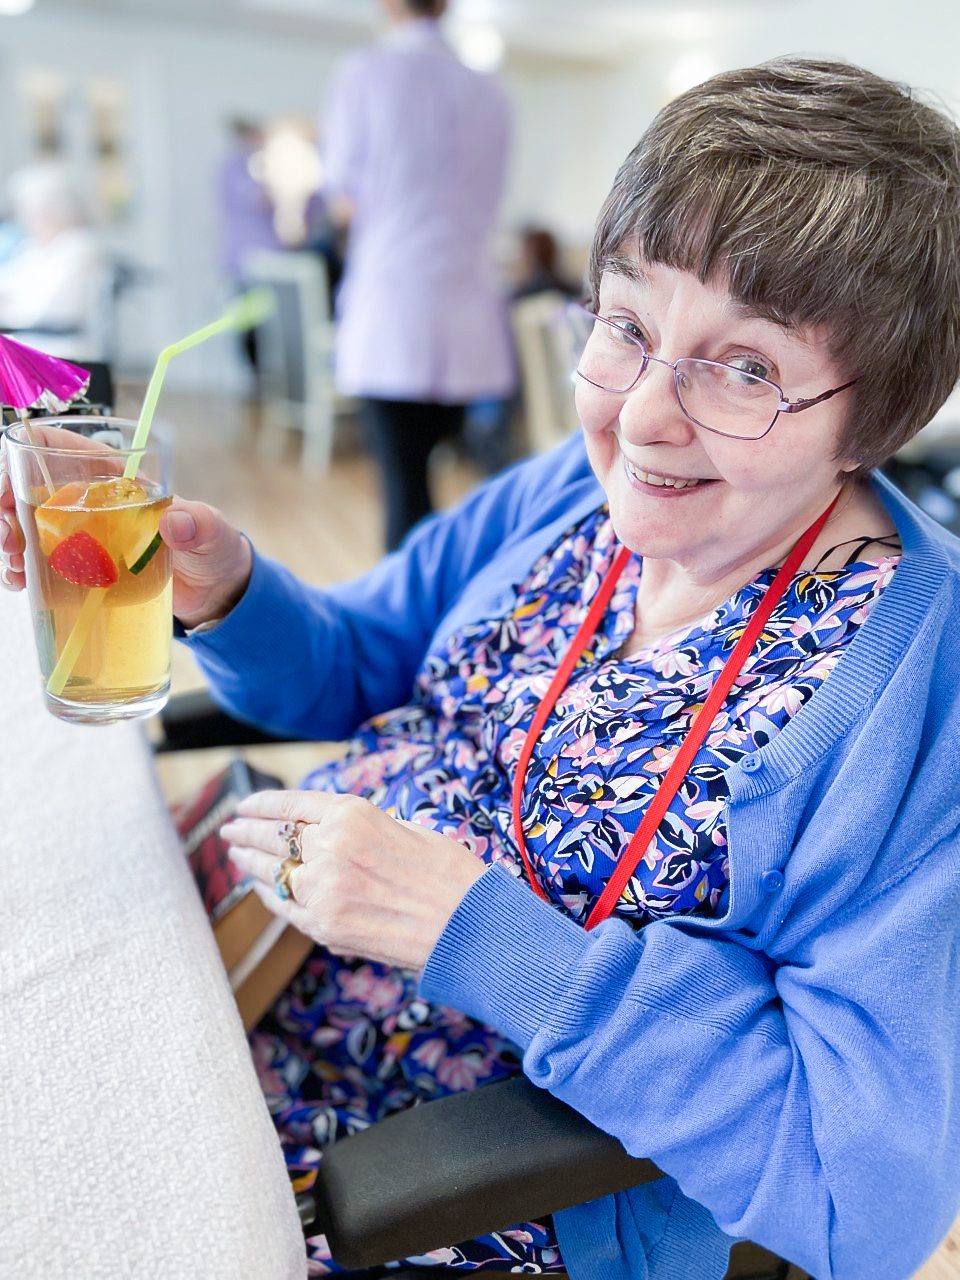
[{"xmin": 250, "ymin": 506, "xmax": 898, "ymax": 1275}]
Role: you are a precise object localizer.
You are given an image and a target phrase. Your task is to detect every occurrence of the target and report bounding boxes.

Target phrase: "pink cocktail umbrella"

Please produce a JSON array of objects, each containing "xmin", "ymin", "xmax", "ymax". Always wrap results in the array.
[
  {"xmin": 0, "ymin": 334, "xmax": 90, "ymax": 414},
  {"xmin": 0, "ymin": 335, "xmax": 93, "ymax": 492}
]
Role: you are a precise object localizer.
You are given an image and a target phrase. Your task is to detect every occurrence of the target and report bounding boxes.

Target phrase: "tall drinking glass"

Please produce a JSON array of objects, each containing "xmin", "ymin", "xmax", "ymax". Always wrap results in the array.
[{"xmin": 4, "ymin": 416, "xmax": 172, "ymax": 724}]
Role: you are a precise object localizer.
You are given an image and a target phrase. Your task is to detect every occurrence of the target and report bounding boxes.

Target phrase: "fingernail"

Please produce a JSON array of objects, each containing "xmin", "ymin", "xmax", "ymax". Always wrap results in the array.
[{"xmin": 166, "ymin": 510, "xmax": 197, "ymax": 542}]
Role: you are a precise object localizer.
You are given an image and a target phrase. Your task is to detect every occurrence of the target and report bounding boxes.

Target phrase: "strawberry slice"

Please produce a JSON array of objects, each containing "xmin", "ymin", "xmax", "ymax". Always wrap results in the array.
[{"xmin": 49, "ymin": 530, "xmax": 119, "ymax": 588}]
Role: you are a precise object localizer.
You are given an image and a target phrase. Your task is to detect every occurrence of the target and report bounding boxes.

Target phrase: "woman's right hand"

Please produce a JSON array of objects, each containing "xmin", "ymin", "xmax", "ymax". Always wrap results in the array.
[
  {"xmin": 158, "ymin": 497, "xmax": 253, "ymax": 629},
  {"xmin": 1, "ymin": 451, "xmax": 251, "ymax": 629}
]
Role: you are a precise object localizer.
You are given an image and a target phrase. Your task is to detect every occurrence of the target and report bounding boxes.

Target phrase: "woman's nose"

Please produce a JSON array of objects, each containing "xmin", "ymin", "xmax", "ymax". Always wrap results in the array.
[{"xmin": 618, "ymin": 357, "xmax": 697, "ymax": 446}]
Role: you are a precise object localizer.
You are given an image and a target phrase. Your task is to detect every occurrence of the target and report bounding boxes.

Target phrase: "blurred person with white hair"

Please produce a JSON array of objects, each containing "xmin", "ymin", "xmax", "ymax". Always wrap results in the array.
[
  {"xmin": 0, "ymin": 158, "xmax": 103, "ymax": 357},
  {"xmin": 323, "ymin": 0, "xmax": 515, "ymax": 551}
]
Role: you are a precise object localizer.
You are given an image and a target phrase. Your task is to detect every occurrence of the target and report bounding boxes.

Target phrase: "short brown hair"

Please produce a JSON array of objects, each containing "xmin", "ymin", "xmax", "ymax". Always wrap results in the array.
[{"xmin": 589, "ymin": 58, "xmax": 960, "ymax": 470}]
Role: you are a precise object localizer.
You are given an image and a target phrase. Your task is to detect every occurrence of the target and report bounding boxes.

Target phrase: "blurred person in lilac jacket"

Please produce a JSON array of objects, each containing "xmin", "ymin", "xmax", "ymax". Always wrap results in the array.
[
  {"xmin": 322, "ymin": 0, "xmax": 515, "ymax": 550},
  {"xmin": 217, "ymin": 119, "xmax": 281, "ymax": 385}
]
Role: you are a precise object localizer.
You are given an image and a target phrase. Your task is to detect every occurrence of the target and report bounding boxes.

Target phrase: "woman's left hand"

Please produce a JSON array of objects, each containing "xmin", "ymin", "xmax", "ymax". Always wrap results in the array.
[{"xmin": 220, "ymin": 791, "xmax": 487, "ymax": 971}]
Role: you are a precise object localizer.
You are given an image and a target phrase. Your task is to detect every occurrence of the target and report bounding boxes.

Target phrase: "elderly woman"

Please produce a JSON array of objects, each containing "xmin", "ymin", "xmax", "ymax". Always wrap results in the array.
[{"xmin": 4, "ymin": 56, "xmax": 960, "ymax": 1280}]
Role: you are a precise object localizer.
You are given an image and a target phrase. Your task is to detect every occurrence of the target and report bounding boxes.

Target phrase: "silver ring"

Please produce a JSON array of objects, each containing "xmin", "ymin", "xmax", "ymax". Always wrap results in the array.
[
  {"xmin": 272, "ymin": 856, "xmax": 300, "ymax": 902},
  {"xmin": 278, "ymin": 820, "xmax": 307, "ymax": 863}
]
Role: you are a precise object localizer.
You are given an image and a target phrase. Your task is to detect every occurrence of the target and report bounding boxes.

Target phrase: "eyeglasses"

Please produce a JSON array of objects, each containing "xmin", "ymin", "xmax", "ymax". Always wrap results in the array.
[{"xmin": 566, "ymin": 303, "xmax": 858, "ymax": 441}]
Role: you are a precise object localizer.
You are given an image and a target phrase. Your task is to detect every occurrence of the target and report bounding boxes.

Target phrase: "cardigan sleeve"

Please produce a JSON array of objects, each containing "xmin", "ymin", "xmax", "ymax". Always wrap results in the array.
[
  {"xmin": 420, "ymin": 839, "xmax": 960, "ymax": 1280},
  {"xmin": 180, "ymin": 436, "xmax": 588, "ymax": 740}
]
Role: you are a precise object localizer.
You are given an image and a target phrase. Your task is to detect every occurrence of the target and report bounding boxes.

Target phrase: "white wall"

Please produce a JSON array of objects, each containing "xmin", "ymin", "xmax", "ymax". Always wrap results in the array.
[
  {"xmin": 0, "ymin": 8, "xmax": 356, "ymax": 387},
  {"xmin": 501, "ymin": 54, "xmax": 618, "ymax": 247},
  {"xmin": 600, "ymin": 0, "xmax": 960, "ymax": 194}
]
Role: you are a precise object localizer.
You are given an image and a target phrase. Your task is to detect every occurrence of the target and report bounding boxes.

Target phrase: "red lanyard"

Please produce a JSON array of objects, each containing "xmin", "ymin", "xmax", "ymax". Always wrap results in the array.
[{"xmin": 510, "ymin": 499, "xmax": 838, "ymax": 931}]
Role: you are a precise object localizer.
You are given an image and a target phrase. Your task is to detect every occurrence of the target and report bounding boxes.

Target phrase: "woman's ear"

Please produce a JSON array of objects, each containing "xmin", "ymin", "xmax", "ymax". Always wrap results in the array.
[{"xmin": 833, "ymin": 440, "xmax": 864, "ymax": 476}]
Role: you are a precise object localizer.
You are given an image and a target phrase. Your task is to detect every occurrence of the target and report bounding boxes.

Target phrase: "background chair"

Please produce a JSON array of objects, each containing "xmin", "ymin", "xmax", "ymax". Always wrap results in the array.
[
  {"xmin": 61, "ymin": 357, "xmax": 115, "ymax": 415},
  {"xmin": 244, "ymin": 248, "xmax": 351, "ymax": 470},
  {"xmin": 155, "ymin": 692, "xmax": 806, "ymax": 1280},
  {"xmin": 877, "ymin": 381, "xmax": 960, "ymax": 532},
  {"xmin": 510, "ymin": 290, "xmax": 580, "ymax": 455},
  {"xmin": 882, "ymin": 446, "xmax": 960, "ymax": 535},
  {"xmin": 0, "ymin": 253, "xmax": 151, "ymax": 367},
  {"xmin": 0, "ymin": 359, "xmax": 114, "ymax": 426}
]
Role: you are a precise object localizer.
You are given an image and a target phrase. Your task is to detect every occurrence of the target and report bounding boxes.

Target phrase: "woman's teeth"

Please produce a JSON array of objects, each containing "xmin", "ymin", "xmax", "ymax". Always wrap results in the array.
[{"xmin": 626, "ymin": 461, "xmax": 703, "ymax": 490}]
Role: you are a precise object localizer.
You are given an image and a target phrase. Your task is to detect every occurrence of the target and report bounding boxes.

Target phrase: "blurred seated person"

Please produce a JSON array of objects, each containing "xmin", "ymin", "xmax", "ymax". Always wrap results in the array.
[
  {"xmin": 0, "ymin": 159, "xmax": 103, "ymax": 358},
  {"xmin": 5, "ymin": 57, "xmax": 960, "ymax": 1280},
  {"xmin": 511, "ymin": 225, "xmax": 582, "ymax": 301}
]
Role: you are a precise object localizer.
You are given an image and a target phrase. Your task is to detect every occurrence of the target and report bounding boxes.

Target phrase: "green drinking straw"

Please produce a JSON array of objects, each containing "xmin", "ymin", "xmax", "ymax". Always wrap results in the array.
[
  {"xmin": 45, "ymin": 289, "xmax": 274, "ymax": 700},
  {"xmin": 123, "ymin": 288, "xmax": 274, "ymax": 481}
]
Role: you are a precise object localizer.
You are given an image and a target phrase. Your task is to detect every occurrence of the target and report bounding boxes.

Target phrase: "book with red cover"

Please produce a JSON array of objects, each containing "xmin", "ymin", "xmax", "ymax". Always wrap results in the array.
[{"xmin": 173, "ymin": 756, "xmax": 313, "ymax": 1029}]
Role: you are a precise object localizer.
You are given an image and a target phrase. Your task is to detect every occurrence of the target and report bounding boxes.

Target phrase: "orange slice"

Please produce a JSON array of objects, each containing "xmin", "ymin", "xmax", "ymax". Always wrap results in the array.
[
  {"xmin": 86, "ymin": 479, "xmax": 159, "ymax": 568},
  {"xmin": 35, "ymin": 477, "xmax": 150, "ymax": 560},
  {"xmin": 34, "ymin": 481, "xmax": 94, "ymax": 557}
]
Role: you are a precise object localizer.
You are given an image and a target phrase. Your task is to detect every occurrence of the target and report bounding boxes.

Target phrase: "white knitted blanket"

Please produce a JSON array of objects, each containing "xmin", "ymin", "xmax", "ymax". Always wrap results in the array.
[{"xmin": 0, "ymin": 590, "xmax": 306, "ymax": 1278}]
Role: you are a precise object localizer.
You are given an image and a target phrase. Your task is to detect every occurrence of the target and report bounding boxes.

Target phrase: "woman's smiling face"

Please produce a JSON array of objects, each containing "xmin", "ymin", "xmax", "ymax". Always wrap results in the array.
[{"xmin": 577, "ymin": 253, "xmax": 859, "ymax": 581}]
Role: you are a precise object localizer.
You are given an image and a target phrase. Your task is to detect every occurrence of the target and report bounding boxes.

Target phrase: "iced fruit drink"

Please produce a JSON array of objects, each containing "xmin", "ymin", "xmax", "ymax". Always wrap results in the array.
[{"xmin": 17, "ymin": 475, "xmax": 172, "ymax": 716}]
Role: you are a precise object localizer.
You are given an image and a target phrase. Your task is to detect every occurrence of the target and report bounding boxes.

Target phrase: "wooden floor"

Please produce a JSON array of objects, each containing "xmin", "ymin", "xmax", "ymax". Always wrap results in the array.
[{"xmin": 137, "ymin": 387, "xmax": 960, "ymax": 1280}]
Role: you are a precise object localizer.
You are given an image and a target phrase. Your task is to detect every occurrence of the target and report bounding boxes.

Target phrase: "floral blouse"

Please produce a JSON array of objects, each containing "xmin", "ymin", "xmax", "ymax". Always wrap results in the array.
[{"xmin": 305, "ymin": 505, "xmax": 900, "ymax": 927}]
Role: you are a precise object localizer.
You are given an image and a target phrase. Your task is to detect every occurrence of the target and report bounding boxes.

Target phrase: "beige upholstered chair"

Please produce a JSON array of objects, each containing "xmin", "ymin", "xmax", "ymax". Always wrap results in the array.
[
  {"xmin": 510, "ymin": 290, "xmax": 580, "ymax": 455},
  {"xmin": 245, "ymin": 248, "xmax": 351, "ymax": 470}
]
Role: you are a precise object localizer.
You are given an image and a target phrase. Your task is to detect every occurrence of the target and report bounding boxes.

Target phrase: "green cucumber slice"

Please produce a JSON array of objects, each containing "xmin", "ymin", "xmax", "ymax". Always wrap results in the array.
[
  {"xmin": 122, "ymin": 518, "xmax": 158, "ymax": 568},
  {"xmin": 128, "ymin": 530, "xmax": 163, "ymax": 575}
]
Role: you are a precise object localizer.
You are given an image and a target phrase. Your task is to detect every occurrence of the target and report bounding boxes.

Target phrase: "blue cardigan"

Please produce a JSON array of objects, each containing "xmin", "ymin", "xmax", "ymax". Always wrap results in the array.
[{"xmin": 186, "ymin": 433, "xmax": 960, "ymax": 1279}]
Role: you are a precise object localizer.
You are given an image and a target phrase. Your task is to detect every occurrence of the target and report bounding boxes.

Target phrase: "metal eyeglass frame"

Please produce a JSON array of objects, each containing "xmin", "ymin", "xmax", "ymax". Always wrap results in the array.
[{"xmin": 570, "ymin": 303, "xmax": 859, "ymax": 441}]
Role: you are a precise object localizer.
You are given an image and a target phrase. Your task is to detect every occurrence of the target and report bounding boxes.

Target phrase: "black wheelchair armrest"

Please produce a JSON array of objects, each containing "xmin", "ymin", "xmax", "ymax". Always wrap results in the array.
[
  {"xmin": 154, "ymin": 689, "xmax": 306, "ymax": 752},
  {"xmin": 302, "ymin": 1074, "xmax": 662, "ymax": 1270}
]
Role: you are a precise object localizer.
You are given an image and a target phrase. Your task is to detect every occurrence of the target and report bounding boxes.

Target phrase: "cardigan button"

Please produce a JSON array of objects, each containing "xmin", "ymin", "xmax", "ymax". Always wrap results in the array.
[
  {"xmin": 741, "ymin": 752, "xmax": 763, "ymax": 773},
  {"xmin": 759, "ymin": 870, "xmax": 785, "ymax": 894}
]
